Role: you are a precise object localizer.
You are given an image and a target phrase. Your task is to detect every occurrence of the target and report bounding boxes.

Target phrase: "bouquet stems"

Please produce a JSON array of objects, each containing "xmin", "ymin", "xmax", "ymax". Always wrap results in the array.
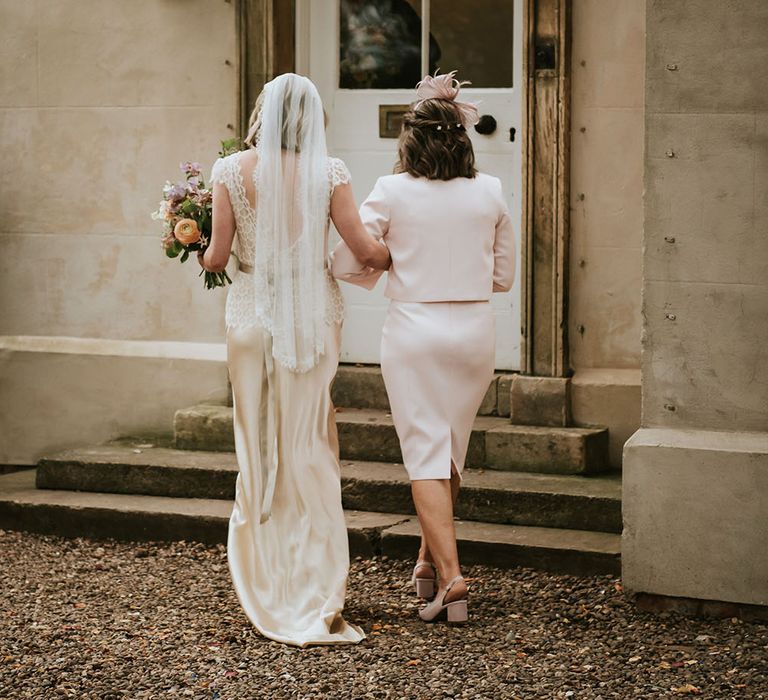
[{"xmin": 200, "ymin": 268, "xmax": 233, "ymax": 290}]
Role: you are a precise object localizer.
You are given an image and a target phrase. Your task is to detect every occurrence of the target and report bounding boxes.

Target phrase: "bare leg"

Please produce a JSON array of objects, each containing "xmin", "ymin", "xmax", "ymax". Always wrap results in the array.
[
  {"xmin": 417, "ymin": 466, "xmax": 461, "ymax": 570},
  {"xmin": 411, "ymin": 471, "xmax": 467, "ymax": 603}
]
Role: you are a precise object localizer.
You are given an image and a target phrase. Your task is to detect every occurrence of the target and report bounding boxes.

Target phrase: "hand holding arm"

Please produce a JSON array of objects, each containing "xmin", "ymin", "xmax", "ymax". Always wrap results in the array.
[{"xmin": 330, "ymin": 183, "xmax": 390, "ymax": 270}]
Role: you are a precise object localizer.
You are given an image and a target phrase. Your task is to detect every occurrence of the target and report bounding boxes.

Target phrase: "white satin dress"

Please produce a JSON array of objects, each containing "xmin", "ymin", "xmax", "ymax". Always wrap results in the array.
[
  {"xmin": 332, "ymin": 172, "xmax": 516, "ymax": 481},
  {"xmin": 212, "ymin": 152, "xmax": 365, "ymax": 647}
]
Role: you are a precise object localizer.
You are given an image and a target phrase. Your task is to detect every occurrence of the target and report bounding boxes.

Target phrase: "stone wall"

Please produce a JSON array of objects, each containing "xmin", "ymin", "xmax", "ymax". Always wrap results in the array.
[
  {"xmin": 0, "ymin": 0, "xmax": 237, "ymax": 462},
  {"xmin": 623, "ymin": 0, "xmax": 768, "ymax": 606},
  {"xmin": 568, "ymin": 0, "xmax": 645, "ymax": 467}
]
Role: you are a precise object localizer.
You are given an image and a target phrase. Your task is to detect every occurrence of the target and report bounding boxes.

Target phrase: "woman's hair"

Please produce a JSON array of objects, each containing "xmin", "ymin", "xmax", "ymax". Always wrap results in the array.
[
  {"xmin": 395, "ymin": 98, "xmax": 477, "ymax": 180},
  {"xmin": 244, "ymin": 91, "xmax": 266, "ymax": 148}
]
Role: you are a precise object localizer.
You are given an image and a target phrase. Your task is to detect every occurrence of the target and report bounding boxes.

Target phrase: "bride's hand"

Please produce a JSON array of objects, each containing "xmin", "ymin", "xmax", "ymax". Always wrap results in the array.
[{"xmin": 197, "ymin": 251, "xmax": 206, "ymax": 270}]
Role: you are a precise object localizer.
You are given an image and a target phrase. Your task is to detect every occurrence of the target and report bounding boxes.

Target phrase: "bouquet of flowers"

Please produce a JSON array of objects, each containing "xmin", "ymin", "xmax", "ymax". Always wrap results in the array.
[{"xmin": 152, "ymin": 139, "xmax": 240, "ymax": 289}]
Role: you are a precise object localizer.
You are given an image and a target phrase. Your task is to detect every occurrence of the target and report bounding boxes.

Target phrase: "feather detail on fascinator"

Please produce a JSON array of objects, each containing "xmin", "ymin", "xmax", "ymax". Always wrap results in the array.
[{"xmin": 413, "ymin": 70, "xmax": 480, "ymax": 127}]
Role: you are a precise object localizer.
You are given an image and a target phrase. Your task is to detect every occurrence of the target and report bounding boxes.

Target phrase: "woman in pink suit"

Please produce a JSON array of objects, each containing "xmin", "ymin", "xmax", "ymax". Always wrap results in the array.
[{"xmin": 333, "ymin": 72, "xmax": 516, "ymax": 623}]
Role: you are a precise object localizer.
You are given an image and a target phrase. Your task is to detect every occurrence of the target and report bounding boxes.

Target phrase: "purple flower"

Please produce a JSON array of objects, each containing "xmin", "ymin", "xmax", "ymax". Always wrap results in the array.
[
  {"xmin": 166, "ymin": 182, "xmax": 188, "ymax": 200},
  {"xmin": 181, "ymin": 161, "xmax": 203, "ymax": 178}
]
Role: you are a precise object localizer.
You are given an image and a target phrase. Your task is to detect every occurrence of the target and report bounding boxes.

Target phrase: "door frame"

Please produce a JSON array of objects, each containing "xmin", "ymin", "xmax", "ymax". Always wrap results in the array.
[{"xmin": 236, "ymin": 0, "xmax": 572, "ymax": 380}]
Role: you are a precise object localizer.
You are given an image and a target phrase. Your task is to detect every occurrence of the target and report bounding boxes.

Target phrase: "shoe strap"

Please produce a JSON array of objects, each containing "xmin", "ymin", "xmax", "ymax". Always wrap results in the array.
[
  {"xmin": 413, "ymin": 560, "xmax": 437, "ymax": 577},
  {"xmin": 436, "ymin": 575, "xmax": 466, "ymax": 605},
  {"xmin": 444, "ymin": 575, "xmax": 464, "ymax": 593}
]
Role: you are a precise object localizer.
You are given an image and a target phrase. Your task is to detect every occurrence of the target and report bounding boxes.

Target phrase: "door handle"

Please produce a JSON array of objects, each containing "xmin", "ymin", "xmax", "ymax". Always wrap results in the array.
[{"xmin": 474, "ymin": 114, "xmax": 497, "ymax": 135}]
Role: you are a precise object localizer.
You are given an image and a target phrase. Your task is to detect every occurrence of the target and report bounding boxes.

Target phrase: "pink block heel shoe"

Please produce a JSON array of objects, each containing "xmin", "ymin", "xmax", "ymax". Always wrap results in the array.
[
  {"xmin": 418, "ymin": 575, "xmax": 468, "ymax": 624},
  {"xmin": 411, "ymin": 560, "xmax": 437, "ymax": 600}
]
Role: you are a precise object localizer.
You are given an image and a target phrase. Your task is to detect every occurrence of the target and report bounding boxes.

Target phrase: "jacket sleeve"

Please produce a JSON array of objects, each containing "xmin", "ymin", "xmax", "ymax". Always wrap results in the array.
[
  {"xmin": 330, "ymin": 177, "xmax": 389, "ymax": 290},
  {"xmin": 492, "ymin": 180, "xmax": 516, "ymax": 293}
]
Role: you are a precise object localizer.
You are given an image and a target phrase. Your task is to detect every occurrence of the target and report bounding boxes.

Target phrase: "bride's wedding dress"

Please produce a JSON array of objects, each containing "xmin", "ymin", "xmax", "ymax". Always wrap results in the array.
[{"xmin": 210, "ymin": 74, "xmax": 364, "ymax": 647}]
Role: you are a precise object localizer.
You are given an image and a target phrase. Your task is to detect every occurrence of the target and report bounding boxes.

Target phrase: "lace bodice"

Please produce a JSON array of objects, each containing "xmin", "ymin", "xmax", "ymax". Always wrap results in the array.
[{"xmin": 210, "ymin": 152, "xmax": 350, "ymax": 330}]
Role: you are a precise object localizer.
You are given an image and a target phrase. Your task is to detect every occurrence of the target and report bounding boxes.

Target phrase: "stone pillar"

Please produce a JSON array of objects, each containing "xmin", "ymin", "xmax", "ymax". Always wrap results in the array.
[{"xmin": 623, "ymin": 0, "xmax": 768, "ymax": 606}]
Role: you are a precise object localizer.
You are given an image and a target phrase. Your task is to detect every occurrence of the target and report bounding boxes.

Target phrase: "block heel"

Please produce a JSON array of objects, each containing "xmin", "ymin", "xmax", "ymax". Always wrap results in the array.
[
  {"xmin": 446, "ymin": 599, "xmax": 468, "ymax": 624},
  {"xmin": 415, "ymin": 577, "xmax": 435, "ymax": 599},
  {"xmin": 411, "ymin": 560, "xmax": 437, "ymax": 600},
  {"xmin": 418, "ymin": 575, "xmax": 469, "ymax": 623}
]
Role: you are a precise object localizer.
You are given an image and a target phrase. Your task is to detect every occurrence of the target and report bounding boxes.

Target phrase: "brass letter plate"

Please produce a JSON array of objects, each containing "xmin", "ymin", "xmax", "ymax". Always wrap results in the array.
[{"xmin": 379, "ymin": 104, "xmax": 410, "ymax": 139}]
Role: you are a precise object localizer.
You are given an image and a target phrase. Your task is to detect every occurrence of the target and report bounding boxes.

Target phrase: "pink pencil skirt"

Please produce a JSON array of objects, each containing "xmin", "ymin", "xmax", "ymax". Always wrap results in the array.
[{"xmin": 380, "ymin": 300, "xmax": 495, "ymax": 481}]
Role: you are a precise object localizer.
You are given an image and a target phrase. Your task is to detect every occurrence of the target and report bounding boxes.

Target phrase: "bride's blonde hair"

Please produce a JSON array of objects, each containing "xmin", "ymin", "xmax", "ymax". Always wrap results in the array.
[
  {"xmin": 244, "ymin": 92, "xmax": 265, "ymax": 148},
  {"xmin": 244, "ymin": 85, "xmax": 327, "ymax": 151}
]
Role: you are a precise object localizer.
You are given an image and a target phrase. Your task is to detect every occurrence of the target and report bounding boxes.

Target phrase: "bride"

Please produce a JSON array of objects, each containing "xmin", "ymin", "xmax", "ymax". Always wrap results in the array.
[{"xmin": 198, "ymin": 73, "xmax": 390, "ymax": 646}]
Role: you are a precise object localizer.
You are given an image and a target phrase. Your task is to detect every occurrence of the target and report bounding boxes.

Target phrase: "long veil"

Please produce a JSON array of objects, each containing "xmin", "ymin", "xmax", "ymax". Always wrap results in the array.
[{"xmin": 249, "ymin": 74, "xmax": 330, "ymax": 372}]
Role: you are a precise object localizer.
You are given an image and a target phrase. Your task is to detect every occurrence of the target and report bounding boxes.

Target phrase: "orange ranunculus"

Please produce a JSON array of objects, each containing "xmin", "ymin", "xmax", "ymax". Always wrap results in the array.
[{"xmin": 174, "ymin": 218, "xmax": 201, "ymax": 245}]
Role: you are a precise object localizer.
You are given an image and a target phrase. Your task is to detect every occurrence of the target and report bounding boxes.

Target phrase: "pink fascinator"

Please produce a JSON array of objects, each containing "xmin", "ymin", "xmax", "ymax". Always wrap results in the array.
[{"xmin": 413, "ymin": 70, "xmax": 480, "ymax": 128}]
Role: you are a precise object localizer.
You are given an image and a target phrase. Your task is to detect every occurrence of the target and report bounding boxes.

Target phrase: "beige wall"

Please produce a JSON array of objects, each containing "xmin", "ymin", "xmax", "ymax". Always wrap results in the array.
[
  {"xmin": 0, "ymin": 0, "xmax": 238, "ymax": 463},
  {"xmin": 623, "ymin": 0, "xmax": 768, "ymax": 606},
  {"xmin": 0, "ymin": 0, "xmax": 237, "ymax": 342},
  {"xmin": 568, "ymin": 0, "xmax": 645, "ymax": 467},
  {"xmin": 0, "ymin": 337, "xmax": 228, "ymax": 465}
]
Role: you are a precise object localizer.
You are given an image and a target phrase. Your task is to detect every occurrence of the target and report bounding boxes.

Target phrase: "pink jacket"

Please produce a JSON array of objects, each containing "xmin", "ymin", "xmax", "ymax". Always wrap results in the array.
[{"xmin": 331, "ymin": 172, "xmax": 516, "ymax": 301}]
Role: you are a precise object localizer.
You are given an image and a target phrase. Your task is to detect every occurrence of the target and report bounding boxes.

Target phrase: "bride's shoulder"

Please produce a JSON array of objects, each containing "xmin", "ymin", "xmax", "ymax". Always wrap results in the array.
[
  {"xmin": 211, "ymin": 149, "xmax": 257, "ymax": 185},
  {"xmin": 327, "ymin": 156, "xmax": 351, "ymax": 189},
  {"xmin": 327, "ymin": 155, "xmax": 348, "ymax": 172},
  {"xmin": 237, "ymin": 148, "xmax": 258, "ymax": 167},
  {"xmin": 211, "ymin": 151, "xmax": 240, "ymax": 183}
]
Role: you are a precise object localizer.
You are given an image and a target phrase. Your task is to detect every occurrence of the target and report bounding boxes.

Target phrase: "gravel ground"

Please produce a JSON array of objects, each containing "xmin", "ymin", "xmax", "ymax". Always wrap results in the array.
[{"xmin": 1, "ymin": 530, "xmax": 766, "ymax": 700}]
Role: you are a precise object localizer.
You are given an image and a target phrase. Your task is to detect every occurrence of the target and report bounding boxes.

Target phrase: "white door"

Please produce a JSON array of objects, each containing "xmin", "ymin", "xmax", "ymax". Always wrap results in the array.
[{"xmin": 297, "ymin": 0, "xmax": 522, "ymax": 369}]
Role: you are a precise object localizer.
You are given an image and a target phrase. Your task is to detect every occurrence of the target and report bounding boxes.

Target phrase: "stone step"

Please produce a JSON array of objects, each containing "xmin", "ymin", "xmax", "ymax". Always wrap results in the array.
[
  {"xmin": 37, "ymin": 444, "xmax": 622, "ymax": 532},
  {"xmin": 381, "ymin": 519, "xmax": 620, "ymax": 577},
  {"xmin": 175, "ymin": 405, "xmax": 610, "ymax": 475},
  {"xmin": 0, "ymin": 469, "xmax": 406, "ymax": 557},
  {"xmin": 330, "ymin": 365, "xmax": 512, "ymax": 417},
  {"xmin": 342, "ymin": 461, "xmax": 621, "ymax": 534},
  {"xmin": 0, "ymin": 470, "xmax": 620, "ymax": 576}
]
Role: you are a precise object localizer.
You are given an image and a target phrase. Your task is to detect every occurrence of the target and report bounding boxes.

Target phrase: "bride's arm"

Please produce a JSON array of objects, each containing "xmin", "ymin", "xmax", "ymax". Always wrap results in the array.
[
  {"xmin": 330, "ymin": 183, "xmax": 390, "ymax": 270},
  {"xmin": 199, "ymin": 183, "xmax": 235, "ymax": 273}
]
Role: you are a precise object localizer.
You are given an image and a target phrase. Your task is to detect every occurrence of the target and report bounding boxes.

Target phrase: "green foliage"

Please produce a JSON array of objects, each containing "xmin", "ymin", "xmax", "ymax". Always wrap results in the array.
[
  {"xmin": 165, "ymin": 239, "xmax": 183, "ymax": 258},
  {"xmin": 219, "ymin": 137, "xmax": 243, "ymax": 158},
  {"xmin": 180, "ymin": 200, "xmax": 198, "ymax": 216}
]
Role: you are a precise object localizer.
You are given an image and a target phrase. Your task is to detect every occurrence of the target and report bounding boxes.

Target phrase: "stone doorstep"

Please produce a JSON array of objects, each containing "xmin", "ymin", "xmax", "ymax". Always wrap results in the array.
[
  {"xmin": 0, "ymin": 470, "xmax": 403, "ymax": 558},
  {"xmin": 342, "ymin": 461, "xmax": 621, "ymax": 534},
  {"xmin": 36, "ymin": 445, "xmax": 622, "ymax": 533},
  {"xmin": 37, "ymin": 446, "xmax": 240, "ymax": 500},
  {"xmin": 175, "ymin": 405, "xmax": 611, "ymax": 475},
  {"xmin": 0, "ymin": 470, "xmax": 620, "ymax": 576},
  {"xmin": 381, "ymin": 519, "xmax": 621, "ymax": 577},
  {"xmin": 221, "ymin": 365, "xmax": 512, "ymax": 417}
]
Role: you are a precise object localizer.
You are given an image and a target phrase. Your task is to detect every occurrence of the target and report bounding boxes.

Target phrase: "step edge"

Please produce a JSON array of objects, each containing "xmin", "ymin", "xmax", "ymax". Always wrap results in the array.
[
  {"xmin": 36, "ymin": 461, "xmax": 623, "ymax": 502},
  {"xmin": 383, "ymin": 519, "xmax": 622, "ymax": 553}
]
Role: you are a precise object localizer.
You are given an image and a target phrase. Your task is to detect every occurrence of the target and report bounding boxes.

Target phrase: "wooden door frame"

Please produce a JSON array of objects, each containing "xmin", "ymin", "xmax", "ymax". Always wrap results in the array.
[
  {"xmin": 237, "ymin": 0, "xmax": 572, "ymax": 381},
  {"xmin": 521, "ymin": 0, "xmax": 571, "ymax": 378},
  {"xmin": 236, "ymin": 0, "xmax": 295, "ymax": 136}
]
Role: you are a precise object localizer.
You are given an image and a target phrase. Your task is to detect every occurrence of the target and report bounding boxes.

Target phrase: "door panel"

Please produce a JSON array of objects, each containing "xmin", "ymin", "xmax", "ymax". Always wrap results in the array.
[{"xmin": 298, "ymin": 0, "xmax": 522, "ymax": 369}]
